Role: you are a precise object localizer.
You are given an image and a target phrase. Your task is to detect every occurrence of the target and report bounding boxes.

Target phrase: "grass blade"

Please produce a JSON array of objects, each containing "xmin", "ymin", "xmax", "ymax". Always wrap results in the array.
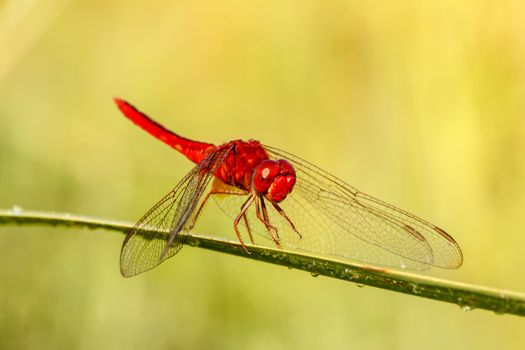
[{"xmin": 1, "ymin": 209, "xmax": 524, "ymax": 317}]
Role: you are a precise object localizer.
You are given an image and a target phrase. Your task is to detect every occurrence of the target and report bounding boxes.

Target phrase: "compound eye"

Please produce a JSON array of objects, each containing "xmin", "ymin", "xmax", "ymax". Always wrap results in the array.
[
  {"xmin": 266, "ymin": 174, "xmax": 296, "ymax": 202},
  {"xmin": 252, "ymin": 160, "xmax": 280, "ymax": 194}
]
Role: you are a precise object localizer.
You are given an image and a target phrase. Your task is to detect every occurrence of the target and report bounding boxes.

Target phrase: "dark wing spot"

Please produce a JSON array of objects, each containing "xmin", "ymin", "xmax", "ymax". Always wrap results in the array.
[
  {"xmin": 403, "ymin": 224, "xmax": 426, "ymax": 242},
  {"xmin": 433, "ymin": 226, "xmax": 457, "ymax": 244}
]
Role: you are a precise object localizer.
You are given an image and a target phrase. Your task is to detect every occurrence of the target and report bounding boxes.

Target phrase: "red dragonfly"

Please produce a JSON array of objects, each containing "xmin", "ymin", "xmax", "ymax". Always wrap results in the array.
[{"xmin": 115, "ymin": 98, "xmax": 463, "ymax": 277}]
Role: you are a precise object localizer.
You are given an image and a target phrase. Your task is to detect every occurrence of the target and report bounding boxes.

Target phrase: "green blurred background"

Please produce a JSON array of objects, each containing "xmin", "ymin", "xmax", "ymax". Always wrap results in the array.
[{"xmin": 1, "ymin": 0, "xmax": 525, "ymax": 348}]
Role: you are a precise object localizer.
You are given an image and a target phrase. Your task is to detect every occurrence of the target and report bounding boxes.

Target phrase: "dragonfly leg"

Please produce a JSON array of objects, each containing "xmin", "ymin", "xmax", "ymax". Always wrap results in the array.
[
  {"xmin": 270, "ymin": 202, "xmax": 302, "ymax": 239},
  {"xmin": 255, "ymin": 196, "xmax": 281, "ymax": 248},
  {"xmin": 189, "ymin": 179, "xmax": 248, "ymax": 230},
  {"xmin": 188, "ymin": 190, "xmax": 218, "ymax": 230},
  {"xmin": 242, "ymin": 212, "xmax": 255, "ymax": 244},
  {"xmin": 233, "ymin": 194, "xmax": 256, "ymax": 253},
  {"xmin": 260, "ymin": 198, "xmax": 280, "ymax": 239},
  {"xmin": 254, "ymin": 197, "xmax": 278, "ymax": 232}
]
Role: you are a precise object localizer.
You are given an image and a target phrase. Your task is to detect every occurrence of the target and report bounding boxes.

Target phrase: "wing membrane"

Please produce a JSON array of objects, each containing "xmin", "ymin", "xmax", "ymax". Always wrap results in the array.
[
  {"xmin": 262, "ymin": 145, "xmax": 463, "ymax": 270},
  {"xmin": 120, "ymin": 146, "xmax": 232, "ymax": 277}
]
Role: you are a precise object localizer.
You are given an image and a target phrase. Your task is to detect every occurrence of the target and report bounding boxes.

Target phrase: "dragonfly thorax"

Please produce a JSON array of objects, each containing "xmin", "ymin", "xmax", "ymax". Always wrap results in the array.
[{"xmin": 252, "ymin": 159, "xmax": 296, "ymax": 202}]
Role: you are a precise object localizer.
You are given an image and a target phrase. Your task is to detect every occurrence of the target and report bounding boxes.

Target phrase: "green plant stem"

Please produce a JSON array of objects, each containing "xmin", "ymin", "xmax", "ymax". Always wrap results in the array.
[{"xmin": 1, "ymin": 209, "xmax": 524, "ymax": 317}]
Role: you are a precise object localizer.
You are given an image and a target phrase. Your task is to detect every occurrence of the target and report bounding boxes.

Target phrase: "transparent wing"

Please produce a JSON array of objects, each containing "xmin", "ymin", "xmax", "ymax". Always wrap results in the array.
[
  {"xmin": 213, "ymin": 146, "xmax": 463, "ymax": 270},
  {"xmin": 120, "ymin": 146, "xmax": 232, "ymax": 277},
  {"xmin": 264, "ymin": 145, "xmax": 463, "ymax": 269}
]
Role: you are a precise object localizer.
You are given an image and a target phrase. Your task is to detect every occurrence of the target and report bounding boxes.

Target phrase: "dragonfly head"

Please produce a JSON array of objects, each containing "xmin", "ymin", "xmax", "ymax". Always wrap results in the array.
[{"xmin": 252, "ymin": 159, "xmax": 296, "ymax": 202}]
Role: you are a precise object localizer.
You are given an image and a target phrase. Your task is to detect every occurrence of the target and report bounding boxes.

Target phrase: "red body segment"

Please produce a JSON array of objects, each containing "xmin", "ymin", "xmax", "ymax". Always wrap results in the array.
[
  {"xmin": 114, "ymin": 98, "xmax": 215, "ymax": 164},
  {"xmin": 213, "ymin": 140, "xmax": 270, "ymax": 192}
]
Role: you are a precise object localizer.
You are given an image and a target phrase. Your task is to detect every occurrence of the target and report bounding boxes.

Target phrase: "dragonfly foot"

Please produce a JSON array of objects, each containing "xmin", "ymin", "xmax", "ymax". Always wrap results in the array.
[{"xmin": 240, "ymin": 242, "xmax": 251, "ymax": 254}]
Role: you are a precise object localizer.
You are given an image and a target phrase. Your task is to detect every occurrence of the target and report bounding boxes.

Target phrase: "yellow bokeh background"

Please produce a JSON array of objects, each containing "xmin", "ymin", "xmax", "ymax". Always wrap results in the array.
[{"xmin": 1, "ymin": 0, "xmax": 525, "ymax": 348}]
